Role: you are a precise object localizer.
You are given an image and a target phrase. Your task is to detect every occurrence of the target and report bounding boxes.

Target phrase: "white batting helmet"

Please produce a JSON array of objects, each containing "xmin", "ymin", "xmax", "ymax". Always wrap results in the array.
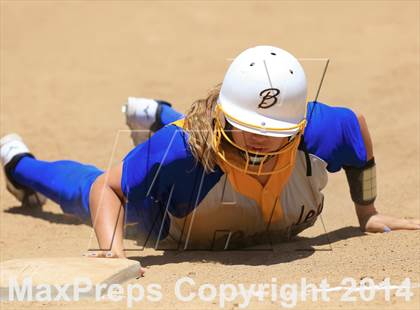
[{"xmin": 218, "ymin": 45, "xmax": 307, "ymax": 137}]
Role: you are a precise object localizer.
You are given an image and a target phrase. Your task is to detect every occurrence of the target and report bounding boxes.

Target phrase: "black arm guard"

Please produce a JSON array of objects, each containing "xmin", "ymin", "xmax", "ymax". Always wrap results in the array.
[{"xmin": 343, "ymin": 157, "xmax": 377, "ymax": 205}]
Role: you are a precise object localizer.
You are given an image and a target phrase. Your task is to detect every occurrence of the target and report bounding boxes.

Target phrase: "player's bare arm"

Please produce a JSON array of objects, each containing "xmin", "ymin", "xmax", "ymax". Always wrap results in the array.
[
  {"xmin": 88, "ymin": 162, "xmax": 126, "ymax": 258},
  {"xmin": 354, "ymin": 114, "xmax": 420, "ymax": 232}
]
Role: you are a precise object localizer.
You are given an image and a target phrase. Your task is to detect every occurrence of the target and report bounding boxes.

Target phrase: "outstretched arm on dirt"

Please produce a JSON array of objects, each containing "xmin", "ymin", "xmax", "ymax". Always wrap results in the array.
[
  {"xmin": 88, "ymin": 162, "xmax": 126, "ymax": 257},
  {"xmin": 353, "ymin": 114, "xmax": 420, "ymax": 232}
]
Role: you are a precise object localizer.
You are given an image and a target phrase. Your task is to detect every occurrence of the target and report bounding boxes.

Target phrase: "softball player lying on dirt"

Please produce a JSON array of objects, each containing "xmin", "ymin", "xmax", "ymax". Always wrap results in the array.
[{"xmin": 1, "ymin": 46, "xmax": 419, "ymax": 260}]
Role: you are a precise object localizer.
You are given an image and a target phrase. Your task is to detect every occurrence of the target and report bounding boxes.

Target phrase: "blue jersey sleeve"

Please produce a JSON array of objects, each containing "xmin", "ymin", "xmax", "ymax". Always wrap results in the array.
[
  {"xmin": 121, "ymin": 124, "xmax": 189, "ymax": 201},
  {"xmin": 303, "ymin": 102, "xmax": 367, "ymax": 173},
  {"xmin": 121, "ymin": 124, "xmax": 223, "ymax": 239}
]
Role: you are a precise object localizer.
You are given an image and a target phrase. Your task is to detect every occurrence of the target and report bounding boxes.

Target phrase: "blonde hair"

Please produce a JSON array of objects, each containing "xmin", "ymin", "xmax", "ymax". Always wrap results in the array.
[{"xmin": 184, "ymin": 84, "xmax": 221, "ymax": 172}]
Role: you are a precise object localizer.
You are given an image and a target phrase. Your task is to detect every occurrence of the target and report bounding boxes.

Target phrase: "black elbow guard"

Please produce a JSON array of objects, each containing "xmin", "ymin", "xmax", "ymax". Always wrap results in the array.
[{"xmin": 343, "ymin": 157, "xmax": 377, "ymax": 205}]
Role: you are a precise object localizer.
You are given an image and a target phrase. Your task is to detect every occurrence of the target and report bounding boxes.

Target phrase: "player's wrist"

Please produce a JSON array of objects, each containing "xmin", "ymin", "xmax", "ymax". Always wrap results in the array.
[{"xmin": 355, "ymin": 202, "xmax": 377, "ymax": 230}]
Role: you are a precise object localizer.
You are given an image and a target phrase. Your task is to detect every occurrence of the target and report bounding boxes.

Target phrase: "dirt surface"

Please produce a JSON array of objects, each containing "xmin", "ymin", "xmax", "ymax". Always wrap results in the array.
[{"xmin": 0, "ymin": 1, "xmax": 419, "ymax": 309}]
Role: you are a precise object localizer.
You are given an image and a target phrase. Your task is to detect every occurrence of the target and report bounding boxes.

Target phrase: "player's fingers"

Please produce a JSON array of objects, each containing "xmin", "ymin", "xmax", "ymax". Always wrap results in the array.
[
  {"xmin": 83, "ymin": 251, "xmax": 107, "ymax": 258},
  {"xmin": 383, "ymin": 217, "xmax": 418, "ymax": 230},
  {"xmin": 408, "ymin": 219, "xmax": 420, "ymax": 226},
  {"xmin": 83, "ymin": 251, "xmax": 122, "ymax": 258},
  {"xmin": 82, "ymin": 252, "xmax": 146, "ymax": 277},
  {"xmin": 138, "ymin": 267, "xmax": 146, "ymax": 278},
  {"xmin": 388, "ymin": 221, "xmax": 420, "ymax": 231}
]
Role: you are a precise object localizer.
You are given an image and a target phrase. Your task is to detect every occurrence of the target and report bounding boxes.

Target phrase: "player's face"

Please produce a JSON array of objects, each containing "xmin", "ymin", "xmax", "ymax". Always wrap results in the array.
[{"xmin": 230, "ymin": 127, "xmax": 289, "ymax": 153}]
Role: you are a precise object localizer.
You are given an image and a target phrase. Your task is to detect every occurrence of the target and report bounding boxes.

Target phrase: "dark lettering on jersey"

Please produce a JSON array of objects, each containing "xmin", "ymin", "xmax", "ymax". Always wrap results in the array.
[
  {"xmin": 293, "ymin": 205, "xmax": 305, "ymax": 226},
  {"xmin": 293, "ymin": 199, "xmax": 325, "ymax": 226},
  {"xmin": 304, "ymin": 210, "xmax": 316, "ymax": 223},
  {"xmin": 258, "ymin": 88, "xmax": 280, "ymax": 109},
  {"xmin": 317, "ymin": 196, "xmax": 324, "ymax": 215}
]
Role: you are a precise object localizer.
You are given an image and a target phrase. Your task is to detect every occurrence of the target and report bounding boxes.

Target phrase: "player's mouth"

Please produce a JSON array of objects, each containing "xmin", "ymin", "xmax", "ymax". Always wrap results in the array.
[{"xmin": 246, "ymin": 146, "xmax": 268, "ymax": 153}]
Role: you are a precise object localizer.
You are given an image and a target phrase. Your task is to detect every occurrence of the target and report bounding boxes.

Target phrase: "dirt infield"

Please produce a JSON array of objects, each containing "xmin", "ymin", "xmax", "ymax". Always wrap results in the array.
[{"xmin": 0, "ymin": 1, "xmax": 419, "ymax": 309}]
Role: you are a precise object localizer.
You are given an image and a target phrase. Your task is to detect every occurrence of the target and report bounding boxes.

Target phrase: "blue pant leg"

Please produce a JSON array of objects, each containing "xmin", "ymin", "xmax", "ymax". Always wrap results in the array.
[{"xmin": 11, "ymin": 157, "xmax": 103, "ymax": 220}]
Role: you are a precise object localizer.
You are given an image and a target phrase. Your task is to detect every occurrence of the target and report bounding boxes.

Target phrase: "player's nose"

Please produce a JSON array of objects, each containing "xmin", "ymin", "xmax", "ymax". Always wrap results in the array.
[{"xmin": 246, "ymin": 133, "xmax": 269, "ymax": 144}]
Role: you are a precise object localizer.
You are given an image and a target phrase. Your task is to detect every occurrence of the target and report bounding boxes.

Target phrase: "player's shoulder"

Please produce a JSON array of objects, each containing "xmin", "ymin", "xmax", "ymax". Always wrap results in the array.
[
  {"xmin": 305, "ymin": 101, "xmax": 360, "ymax": 136},
  {"xmin": 122, "ymin": 123, "xmax": 223, "ymax": 189},
  {"xmin": 121, "ymin": 123, "xmax": 224, "ymax": 215},
  {"xmin": 306, "ymin": 101, "xmax": 357, "ymax": 122},
  {"xmin": 304, "ymin": 101, "xmax": 367, "ymax": 172},
  {"xmin": 124, "ymin": 123, "xmax": 191, "ymax": 164}
]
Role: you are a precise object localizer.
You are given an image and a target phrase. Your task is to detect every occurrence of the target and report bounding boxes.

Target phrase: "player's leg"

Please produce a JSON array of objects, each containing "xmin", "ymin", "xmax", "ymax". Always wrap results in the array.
[
  {"xmin": 1, "ymin": 134, "xmax": 103, "ymax": 220},
  {"xmin": 122, "ymin": 97, "xmax": 184, "ymax": 145}
]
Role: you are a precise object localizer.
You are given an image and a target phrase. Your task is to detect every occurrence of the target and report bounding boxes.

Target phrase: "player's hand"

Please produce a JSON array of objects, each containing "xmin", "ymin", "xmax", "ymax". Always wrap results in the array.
[
  {"xmin": 364, "ymin": 213, "xmax": 420, "ymax": 233},
  {"xmin": 83, "ymin": 251, "xmax": 146, "ymax": 277},
  {"xmin": 83, "ymin": 250, "xmax": 125, "ymax": 258}
]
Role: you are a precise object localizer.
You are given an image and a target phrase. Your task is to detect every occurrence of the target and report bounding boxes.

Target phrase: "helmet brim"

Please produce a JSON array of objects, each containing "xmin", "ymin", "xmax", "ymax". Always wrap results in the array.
[
  {"xmin": 220, "ymin": 101, "xmax": 303, "ymax": 137},
  {"xmin": 225, "ymin": 117, "xmax": 300, "ymax": 137}
]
